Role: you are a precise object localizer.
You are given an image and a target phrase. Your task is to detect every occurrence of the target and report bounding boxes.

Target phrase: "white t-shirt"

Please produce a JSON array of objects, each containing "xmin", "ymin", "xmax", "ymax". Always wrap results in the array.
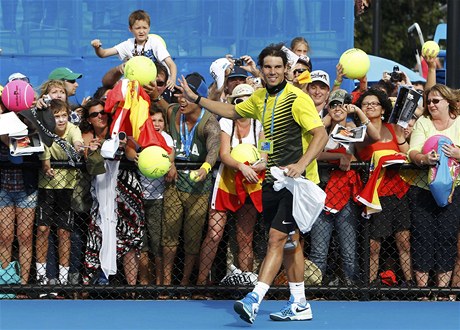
[
  {"xmin": 219, "ymin": 118, "xmax": 262, "ymax": 148},
  {"xmin": 114, "ymin": 37, "xmax": 171, "ymax": 63},
  {"xmin": 139, "ymin": 131, "xmax": 174, "ymax": 200}
]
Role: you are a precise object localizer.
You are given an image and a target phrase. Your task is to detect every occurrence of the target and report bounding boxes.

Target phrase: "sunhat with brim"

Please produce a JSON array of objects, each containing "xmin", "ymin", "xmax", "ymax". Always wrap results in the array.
[{"xmin": 227, "ymin": 83, "xmax": 255, "ymax": 104}]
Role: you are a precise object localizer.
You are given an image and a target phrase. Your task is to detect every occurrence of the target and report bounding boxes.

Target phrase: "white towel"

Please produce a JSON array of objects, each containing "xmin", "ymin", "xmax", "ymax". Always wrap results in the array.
[
  {"xmin": 95, "ymin": 160, "xmax": 120, "ymax": 278},
  {"xmin": 271, "ymin": 166, "xmax": 326, "ymax": 233}
]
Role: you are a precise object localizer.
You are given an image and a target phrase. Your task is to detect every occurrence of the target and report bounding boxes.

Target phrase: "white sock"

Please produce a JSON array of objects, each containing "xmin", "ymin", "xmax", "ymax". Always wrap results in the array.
[
  {"xmin": 59, "ymin": 265, "xmax": 70, "ymax": 285},
  {"xmin": 36, "ymin": 262, "xmax": 46, "ymax": 278},
  {"xmin": 252, "ymin": 282, "xmax": 270, "ymax": 304},
  {"xmin": 289, "ymin": 281, "xmax": 306, "ymax": 304}
]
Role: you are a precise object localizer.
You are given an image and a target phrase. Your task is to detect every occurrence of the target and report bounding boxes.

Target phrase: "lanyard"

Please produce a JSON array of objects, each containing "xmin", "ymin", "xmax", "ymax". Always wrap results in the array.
[
  {"xmin": 133, "ymin": 36, "xmax": 148, "ymax": 56},
  {"xmin": 180, "ymin": 108, "xmax": 205, "ymax": 157},
  {"xmin": 262, "ymin": 89, "xmax": 284, "ymax": 136}
]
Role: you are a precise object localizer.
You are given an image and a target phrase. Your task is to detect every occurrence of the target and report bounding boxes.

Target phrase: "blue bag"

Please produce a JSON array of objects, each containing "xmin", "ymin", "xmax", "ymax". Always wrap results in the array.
[
  {"xmin": 428, "ymin": 136, "xmax": 455, "ymax": 207},
  {"xmin": 0, "ymin": 261, "xmax": 21, "ymax": 299}
]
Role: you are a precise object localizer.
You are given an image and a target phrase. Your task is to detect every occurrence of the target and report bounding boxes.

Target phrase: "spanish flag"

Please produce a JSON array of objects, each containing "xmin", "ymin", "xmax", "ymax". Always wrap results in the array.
[
  {"xmin": 356, "ymin": 150, "xmax": 408, "ymax": 216},
  {"xmin": 211, "ymin": 163, "xmax": 265, "ymax": 213},
  {"xmin": 105, "ymin": 79, "xmax": 171, "ymax": 154}
]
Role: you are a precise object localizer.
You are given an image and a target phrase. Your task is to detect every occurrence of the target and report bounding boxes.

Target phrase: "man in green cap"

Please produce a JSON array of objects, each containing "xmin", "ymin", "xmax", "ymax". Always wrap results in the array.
[{"xmin": 48, "ymin": 67, "xmax": 83, "ymax": 97}]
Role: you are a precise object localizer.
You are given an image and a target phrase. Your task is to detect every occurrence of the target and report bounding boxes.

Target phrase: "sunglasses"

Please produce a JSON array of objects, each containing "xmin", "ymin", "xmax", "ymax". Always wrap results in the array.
[
  {"xmin": 329, "ymin": 103, "xmax": 343, "ymax": 109},
  {"xmin": 88, "ymin": 110, "xmax": 107, "ymax": 118},
  {"xmin": 234, "ymin": 98, "xmax": 245, "ymax": 105},
  {"xmin": 65, "ymin": 79, "xmax": 77, "ymax": 84},
  {"xmin": 156, "ymin": 80, "xmax": 166, "ymax": 87},
  {"xmin": 426, "ymin": 98, "xmax": 443, "ymax": 105},
  {"xmin": 293, "ymin": 68, "xmax": 307, "ymax": 75}
]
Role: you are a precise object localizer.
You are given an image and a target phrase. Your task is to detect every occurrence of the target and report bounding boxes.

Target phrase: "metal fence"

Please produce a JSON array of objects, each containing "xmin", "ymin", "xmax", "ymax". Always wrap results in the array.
[{"xmin": 0, "ymin": 160, "xmax": 459, "ymax": 301}]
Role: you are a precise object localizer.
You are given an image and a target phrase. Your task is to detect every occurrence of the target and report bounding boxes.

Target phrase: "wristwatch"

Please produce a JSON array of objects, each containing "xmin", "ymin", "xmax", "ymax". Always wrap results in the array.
[{"xmin": 153, "ymin": 95, "xmax": 163, "ymax": 103}]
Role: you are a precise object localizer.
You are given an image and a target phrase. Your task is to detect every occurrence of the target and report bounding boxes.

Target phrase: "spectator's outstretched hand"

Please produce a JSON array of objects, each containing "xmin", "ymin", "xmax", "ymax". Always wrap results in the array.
[
  {"xmin": 239, "ymin": 55, "xmax": 261, "ymax": 77},
  {"xmin": 335, "ymin": 63, "xmax": 345, "ymax": 84},
  {"xmin": 91, "ymin": 39, "xmax": 102, "ymax": 49},
  {"xmin": 178, "ymin": 75, "xmax": 198, "ymax": 103},
  {"xmin": 423, "ymin": 54, "xmax": 438, "ymax": 69}
]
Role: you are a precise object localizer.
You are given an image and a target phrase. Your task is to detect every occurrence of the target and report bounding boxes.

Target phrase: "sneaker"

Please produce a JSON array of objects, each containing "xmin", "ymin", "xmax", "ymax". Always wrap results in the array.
[
  {"xmin": 269, "ymin": 295, "xmax": 313, "ymax": 321},
  {"xmin": 68, "ymin": 272, "xmax": 81, "ymax": 285},
  {"xmin": 233, "ymin": 292, "xmax": 259, "ymax": 324}
]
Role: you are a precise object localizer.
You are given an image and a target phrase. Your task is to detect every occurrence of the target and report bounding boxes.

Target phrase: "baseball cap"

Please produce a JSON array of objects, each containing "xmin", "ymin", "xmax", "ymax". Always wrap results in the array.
[
  {"xmin": 310, "ymin": 70, "xmax": 330, "ymax": 88},
  {"xmin": 185, "ymin": 72, "xmax": 207, "ymax": 97},
  {"xmin": 227, "ymin": 83, "xmax": 254, "ymax": 104},
  {"xmin": 328, "ymin": 89, "xmax": 348, "ymax": 105},
  {"xmin": 48, "ymin": 67, "xmax": 82, "ymax": 81},
  {"xmin": 298, "ymin": 55, "xmax": 313, "ymax": 72},
  {"xmin": 210, "ymin": 58, "xmax": 231, "ymax": 90},
  {"xmin": 8, "ymin": 72, "xmax": 30, "ymax": 83},
  {"xmin": 228, "ymin": 66, "xmax": 248, "ymax": 79}
]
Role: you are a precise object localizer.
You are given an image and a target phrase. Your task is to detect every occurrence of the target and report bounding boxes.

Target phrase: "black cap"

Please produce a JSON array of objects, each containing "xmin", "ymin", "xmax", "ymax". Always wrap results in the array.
[
  {"xmin": 185, "ymin": 72, "xmax": 207, "ymax": 97},
  {"xmin": 228, "ymin": 66, "xmax": 248, "ymax": 79}
]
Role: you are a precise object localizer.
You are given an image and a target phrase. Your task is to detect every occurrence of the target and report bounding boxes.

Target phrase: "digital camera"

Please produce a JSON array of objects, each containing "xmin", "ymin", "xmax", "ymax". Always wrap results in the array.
[
  {"xmin": 390, "ymin": 65, "xmax": 403, "ymax": 83},
  {"xmin": 234, "ymin": 58, "xmax": 245, "ymax": 66}
]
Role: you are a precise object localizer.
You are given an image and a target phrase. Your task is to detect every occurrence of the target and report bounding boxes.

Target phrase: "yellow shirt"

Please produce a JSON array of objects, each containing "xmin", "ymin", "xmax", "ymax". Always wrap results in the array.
[{"xmin": 236, "ymin": 83, "xmax": 323, "ymax": 183}]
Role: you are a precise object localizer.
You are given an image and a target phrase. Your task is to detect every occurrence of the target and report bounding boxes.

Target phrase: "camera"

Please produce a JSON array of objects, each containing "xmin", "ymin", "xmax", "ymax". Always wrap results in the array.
[
  {"xmin": 234, "ymin": 58, "xmax": 245, "ymax": 66},
  {"xmin": 390, "ymin": 65, "xmax": 403, "ymax": 83},
  {"xmin": 118, "ymin": 131, "xmax": 127, "ymax": 141},
  {"xmin": 252, "ymin": 77, "xmax": 262, "ymax": 86},
  {"xmin": 43, "ymin": 94, "xmax": 52, "ymax": 106}
]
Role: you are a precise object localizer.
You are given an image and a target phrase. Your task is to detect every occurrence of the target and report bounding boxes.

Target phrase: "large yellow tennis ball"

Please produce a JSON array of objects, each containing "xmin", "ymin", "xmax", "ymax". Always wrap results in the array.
[
  {"xmin": 339, "ymin": 48, "xmax": 370, "ymax": 79},
  {"xmin": 422, "ymin": 41, "xmax": 440, "ymax": 59},
  {"xmin": 137, "ymin": 146, "xmax": 171, "ymax": 179},
  {"xmin": 230, "ymin": 143, "xmax": 260, "ymax": 164},
  {"xmin": 124, "ymin": 56, "xmax": 157, "ymax": 86},
  {"xmin": 149, "ymin": 34, "xmax": 167, "ymax": 48}
]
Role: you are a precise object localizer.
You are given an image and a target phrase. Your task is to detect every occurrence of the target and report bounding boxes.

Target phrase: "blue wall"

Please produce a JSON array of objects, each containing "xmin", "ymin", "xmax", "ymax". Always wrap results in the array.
[{"xmin": 0, "ymin": 0, "xmax": 355, "ymax": 103}]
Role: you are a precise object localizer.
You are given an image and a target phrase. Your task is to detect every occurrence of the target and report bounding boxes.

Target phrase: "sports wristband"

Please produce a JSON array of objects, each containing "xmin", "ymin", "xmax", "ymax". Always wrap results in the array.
[
  {"xmin": 194, "ymin": 95, "xmax": 202, "ymax": 104},
  {"xmin": 333, "ymin": 79, "xmax": 342, "ymax": 87},
  {"xmin": 200, "ymin": 162, "xmax": 212, "ymax": 174}
]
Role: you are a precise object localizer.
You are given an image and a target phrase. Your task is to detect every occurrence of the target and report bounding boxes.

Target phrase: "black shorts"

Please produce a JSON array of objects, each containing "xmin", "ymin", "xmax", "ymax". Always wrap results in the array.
[
  {"xmin": 37, "ymin": 189, "xmax": 74, "ymax": 231},
  {"xmin": 369, "ymin": 194, "xmax": 410, "ymax": 240},
  {"xmin": 262, "ymin": 185, "xmax": 296, "ymax": 235}
]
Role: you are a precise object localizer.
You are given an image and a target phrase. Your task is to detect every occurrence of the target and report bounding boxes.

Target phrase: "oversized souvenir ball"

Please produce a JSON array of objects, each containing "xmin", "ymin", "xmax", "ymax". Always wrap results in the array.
[
  {"xmin": 422, "ymin": 41, "xmax": 440, "ymax": 59},
  {"xmin": 124, "ymin": 56, "xmax": 157, "ymax": 86},
  {"xmin": 230, "ymin": 143, "xmax": 260, "ymax": 164},
  {"xmin": 137, "ymin": 146, "xmax": 171, "ymax": 179},
  {"xmin": 422, "ymin": 134, "xmax": 452, "ymax": 154},
  {"xmin": 149, "ymin": 33, "xmax": 167, "ymax": 48},
  {"xmin": 1, "ymin": 80, "xmax": 35, "ymax": 112},
  {"xmin": 339, "ymin": 48, "xmax": 370, "ymax": 79}
]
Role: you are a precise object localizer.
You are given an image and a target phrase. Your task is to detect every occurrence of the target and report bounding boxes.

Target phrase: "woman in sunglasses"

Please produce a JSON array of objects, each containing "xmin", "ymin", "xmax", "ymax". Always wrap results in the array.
[
  {"xmin": 288, "ymin": 58, "xmax": 311, "ymax": 93},
  {"xmin": 353, "ymin": 88, "xmax": 415, "ymax": 288},
  {"xmin": 407, "ymin": 84, "xmax": 460, "ymax": 299},
  {"xmin": 80, "ymin": 99, "xmax": 144, "ymax": 291}
]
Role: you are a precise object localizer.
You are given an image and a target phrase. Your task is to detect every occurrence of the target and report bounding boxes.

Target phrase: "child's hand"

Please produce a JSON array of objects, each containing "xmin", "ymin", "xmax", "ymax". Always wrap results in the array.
[
  {"xmin": 166, "ymin": 79, "xmax": 176, "ymax": 91},
  {"xmin": 91, "ymin": 39, "xmax": 102, "ymax": 48}
]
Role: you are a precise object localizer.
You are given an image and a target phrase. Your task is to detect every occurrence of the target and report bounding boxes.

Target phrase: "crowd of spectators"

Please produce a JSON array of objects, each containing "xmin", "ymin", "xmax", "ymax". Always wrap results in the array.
[{"xmin": 1, "ymin": 7, "xmax": 459, "ymax": 303}]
